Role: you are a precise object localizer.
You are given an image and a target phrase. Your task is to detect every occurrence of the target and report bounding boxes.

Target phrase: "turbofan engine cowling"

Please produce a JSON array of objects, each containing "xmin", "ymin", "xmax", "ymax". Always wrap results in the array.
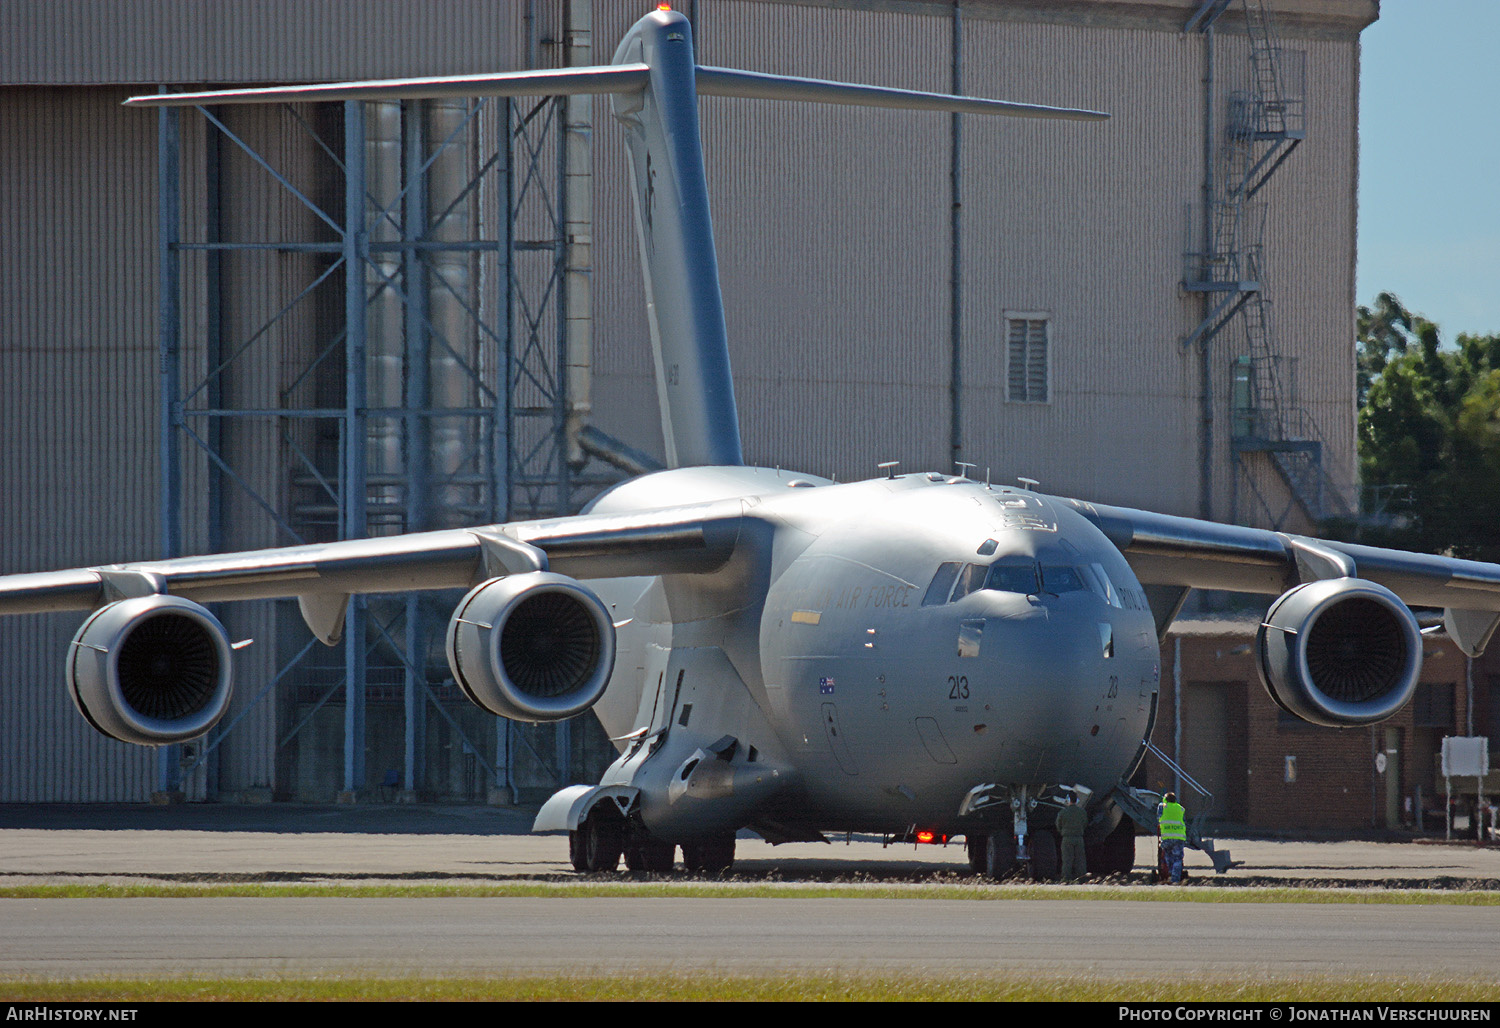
[
  {"xmin": 446, "ymin": 572, "xmax": 615, "ymax": 723},
  {"xmin": 67, "ymin": 595, "xmax": 235, "ymax": 745},
  {"xmin": 1256, "ymin": 578, "xmax": 1421, "ymax": 727}
]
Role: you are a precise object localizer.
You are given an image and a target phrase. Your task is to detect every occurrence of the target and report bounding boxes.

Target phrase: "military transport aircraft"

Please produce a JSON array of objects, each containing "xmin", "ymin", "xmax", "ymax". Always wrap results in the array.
[{"xmin": 3, "ymin": 7, "xmax": 1498, "ymax": 878}]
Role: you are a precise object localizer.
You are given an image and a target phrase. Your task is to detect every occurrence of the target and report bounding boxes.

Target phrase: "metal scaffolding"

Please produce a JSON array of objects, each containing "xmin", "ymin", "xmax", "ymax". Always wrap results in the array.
[{"xmin": 154, "ymin": 82, "xmax": 618, "ymax": 802}]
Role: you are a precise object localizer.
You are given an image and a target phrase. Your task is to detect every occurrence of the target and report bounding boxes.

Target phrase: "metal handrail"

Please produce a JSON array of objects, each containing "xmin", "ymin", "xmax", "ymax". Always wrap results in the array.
[{"xmin": 1145, "ymin": 740, "xmax": 1214, "ymax": 804}]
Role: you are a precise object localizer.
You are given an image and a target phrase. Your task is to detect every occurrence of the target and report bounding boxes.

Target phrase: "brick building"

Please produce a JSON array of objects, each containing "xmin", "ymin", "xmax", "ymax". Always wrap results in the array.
[{"xmin": 1148, "ymin": 618, "xmax": 1500, "ymax": 831}]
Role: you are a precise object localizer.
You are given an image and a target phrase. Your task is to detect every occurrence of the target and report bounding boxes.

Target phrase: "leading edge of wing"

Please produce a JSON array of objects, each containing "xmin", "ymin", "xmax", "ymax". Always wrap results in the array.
[
  {"xmin": 0, "ymin": 501, "xmax": 747, "ymax": 617},
  {"xmin": 122, "ymin": 64, "xmax": 652, "ymax": 107},
  {"xmin": 1066, "ymin": 497, "xmax": 1500, "ymax": 612},
  {"xmin": 123, "ymin": 64, "xmax": 1107, "ymax": 123}
]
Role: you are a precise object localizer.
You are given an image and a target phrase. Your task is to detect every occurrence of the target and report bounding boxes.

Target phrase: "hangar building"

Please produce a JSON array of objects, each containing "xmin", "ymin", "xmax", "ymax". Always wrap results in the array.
[{"xmin": 1, "ymin": 0, "xmax": 1414, "ymax": 824}]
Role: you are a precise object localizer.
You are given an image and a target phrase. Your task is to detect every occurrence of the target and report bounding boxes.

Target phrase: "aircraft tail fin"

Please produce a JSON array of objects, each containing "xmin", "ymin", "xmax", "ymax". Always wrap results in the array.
[{"xmin": 609, "ymin": 11, "xmax": 741, "ymax": 468}]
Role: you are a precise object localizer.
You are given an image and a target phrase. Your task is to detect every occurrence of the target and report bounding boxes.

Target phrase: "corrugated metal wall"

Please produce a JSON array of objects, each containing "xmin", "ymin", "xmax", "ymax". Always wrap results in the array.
[
  {"xmin": 0, "ymin": 0, "xmax": 1370, "ymax": 800},
  {"xmin": 960, "ymin": 14, "xmax": 1206, "ymax": 512},
  {"xmin": 0, "ymin": 0, "xmax": 524, "ymax": 84},
  {"xmin": 0, "ymin": 88, "xmax": 162, "ymax": 799}
]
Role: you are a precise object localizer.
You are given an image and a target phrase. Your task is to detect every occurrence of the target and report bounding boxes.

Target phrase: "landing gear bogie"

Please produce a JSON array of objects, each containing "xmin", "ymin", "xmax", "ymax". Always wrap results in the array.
[
  {"xmin": 570, "ymin": 811, "xmax": 624, "ymax": 873},
  {"xmin": 624, "ymin": 836, "xmax": 676, "ymax": 873}
]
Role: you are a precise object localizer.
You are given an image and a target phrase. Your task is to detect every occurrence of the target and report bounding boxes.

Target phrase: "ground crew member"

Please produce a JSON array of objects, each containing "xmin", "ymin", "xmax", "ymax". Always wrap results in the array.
[
  {"xmin": 1158, "ymin": 791, "xmax": 1187, "ymax": 884},
  {"xmin": 1056, "ymin": 793, "xmax": 1087, "ymax": 881}
]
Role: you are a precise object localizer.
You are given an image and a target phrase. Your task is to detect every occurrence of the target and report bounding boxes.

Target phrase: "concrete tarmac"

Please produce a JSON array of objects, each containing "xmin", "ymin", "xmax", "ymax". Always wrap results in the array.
[{"xmin": 2, "ymin": 803, "xmax": 1499, "ymax": 889}]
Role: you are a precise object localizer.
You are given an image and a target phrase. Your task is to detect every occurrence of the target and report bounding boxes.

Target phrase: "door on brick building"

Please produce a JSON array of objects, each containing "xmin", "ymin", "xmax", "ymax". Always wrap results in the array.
[
  {"xmin": 1412, "ymin": 683, "xmax": 1457, "ymax": 827},
  {"xmin": 1182, "ymin": 681, "xmax": 1230, "ymax": 820}
]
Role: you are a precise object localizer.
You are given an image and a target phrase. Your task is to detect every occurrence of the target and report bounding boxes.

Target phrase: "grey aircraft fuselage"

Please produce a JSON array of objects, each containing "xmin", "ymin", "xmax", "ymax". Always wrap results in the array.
[{"xmin": 582, "ymin": 464, "xmax": 1158, "ymax": 839}]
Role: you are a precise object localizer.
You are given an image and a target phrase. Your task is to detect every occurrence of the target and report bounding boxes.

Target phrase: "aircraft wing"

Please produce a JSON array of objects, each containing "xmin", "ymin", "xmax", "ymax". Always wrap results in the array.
[
  {"xmin": 0, "ymin": 498, "xmax": 747, "ymax": 636},
  {"xmin": 1064, "ymin": 497, "xmax": 1500, "ymax": 656}
]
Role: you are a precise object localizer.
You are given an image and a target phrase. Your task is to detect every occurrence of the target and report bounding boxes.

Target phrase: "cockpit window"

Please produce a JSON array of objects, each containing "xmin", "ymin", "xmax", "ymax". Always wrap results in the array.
[
  {"xmin": 927, "ymin": 555, "xmax": 1065, "ymax": 605},
  {"xmin": 1040, "ymin": 565, "xmax": 1087, "ymax": 594},
  {"xmin": 984, "ymin": 558, "xmax": 1039, "ymax": 596},
  {"xmin": 922, "ymin": 562, "xmax": 963, "ymax": 606},
  {"xmin": 950, "ymin": 562, "xmax": 988, "ymax": 602},
  {"xmin": 1082, "ymin": 562, "xmax": 1124, "ymax": 608}
]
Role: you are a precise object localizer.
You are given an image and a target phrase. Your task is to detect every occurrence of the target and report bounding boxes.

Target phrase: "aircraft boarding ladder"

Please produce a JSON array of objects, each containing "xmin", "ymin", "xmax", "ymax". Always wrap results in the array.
[{"xmin": 1111, "ymin": 742, "xmax": 1235, "ymax": 875}]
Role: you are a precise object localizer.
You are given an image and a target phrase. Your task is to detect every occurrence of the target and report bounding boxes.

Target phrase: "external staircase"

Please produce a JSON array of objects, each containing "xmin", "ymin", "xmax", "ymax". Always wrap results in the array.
[{"xmin": 1183, "ymin": 0, "xmax": 1351, "ymax": 527}]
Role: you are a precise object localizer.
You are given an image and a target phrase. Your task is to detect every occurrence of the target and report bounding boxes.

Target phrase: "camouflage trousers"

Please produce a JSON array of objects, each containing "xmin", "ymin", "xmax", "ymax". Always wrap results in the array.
[{"xmin": 1161, "ymin": 839, "xmax": 1184, "ymax": 883}]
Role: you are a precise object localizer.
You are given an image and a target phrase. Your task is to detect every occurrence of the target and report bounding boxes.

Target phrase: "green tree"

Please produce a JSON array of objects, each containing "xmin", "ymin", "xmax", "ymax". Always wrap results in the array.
[{"xmin": 1355, "ymin": 293, "xmax": 1500, "ymax": 561}]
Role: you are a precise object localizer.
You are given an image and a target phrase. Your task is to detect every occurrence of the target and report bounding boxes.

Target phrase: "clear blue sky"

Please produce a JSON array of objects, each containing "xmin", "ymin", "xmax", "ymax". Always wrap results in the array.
[{"xmin": 1357, "ymin": 0, "xmax": 1500, "ymax": 338}]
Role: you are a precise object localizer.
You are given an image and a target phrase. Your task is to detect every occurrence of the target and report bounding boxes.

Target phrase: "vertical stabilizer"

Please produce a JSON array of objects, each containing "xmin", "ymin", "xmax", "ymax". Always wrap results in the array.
[{"xmin": 611, "ymin": 10, "xmax": 743, "ymax": 469}]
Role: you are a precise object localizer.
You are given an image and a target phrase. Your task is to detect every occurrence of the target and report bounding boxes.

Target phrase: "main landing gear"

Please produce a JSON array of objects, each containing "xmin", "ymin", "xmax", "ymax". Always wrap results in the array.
[
  {"xmin": 624, "ymin": 836, "xmax": 675, "ymax": 873},
  {"xmin": 570, "ymin": 810, "xmax": 625, "ymax": 872},
  {"xmin": 569, "ymin": 810, "xmax": 735, "ymax": 875}
]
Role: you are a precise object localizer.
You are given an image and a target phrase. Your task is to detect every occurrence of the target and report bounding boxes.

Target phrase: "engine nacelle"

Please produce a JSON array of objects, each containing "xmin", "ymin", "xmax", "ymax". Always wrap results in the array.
[
  {"xmin": 67, "ymin": 595, "xmax": 235, "ymax": 745},
  {"xmin": 446, "ymin": 572, "xmax": 615, "ymax": 723},
  {"xmin": 1256, "ymin": 578, "xmax": 1422, "ymax": 727}
]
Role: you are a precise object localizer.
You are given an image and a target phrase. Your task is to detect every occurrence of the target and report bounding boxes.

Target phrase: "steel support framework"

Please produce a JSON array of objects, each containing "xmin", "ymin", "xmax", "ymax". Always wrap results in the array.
[{"xmin": 155, "ymin": 90, "xmax": 607, "ymax": 802}]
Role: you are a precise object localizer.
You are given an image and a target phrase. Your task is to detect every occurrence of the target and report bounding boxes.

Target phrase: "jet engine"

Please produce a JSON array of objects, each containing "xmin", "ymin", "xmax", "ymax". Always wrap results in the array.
[
  {"xmin": 1256, "ymin": 578, "xmax": 1422, "ymax": 727},
  {"xmin": 445, "ymin": 572, "xmax": 616, "ymax": 723},
  {"xmin": 67, "ymin": 595, "xmax": 235, "ymax": 745}
]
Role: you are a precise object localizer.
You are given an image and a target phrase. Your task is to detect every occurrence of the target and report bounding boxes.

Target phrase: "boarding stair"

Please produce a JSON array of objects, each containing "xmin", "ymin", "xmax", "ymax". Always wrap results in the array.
[{"xmin": 1111, "ymin": 742, "xmax": 1235, "ymax": 875}]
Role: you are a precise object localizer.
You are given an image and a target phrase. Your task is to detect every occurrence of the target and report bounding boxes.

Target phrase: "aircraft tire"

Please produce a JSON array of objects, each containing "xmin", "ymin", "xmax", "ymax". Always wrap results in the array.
[
  {"xmin": 624, "ymin": 836, "xmax": 676, "ymax": 873},
  {"xmin": 1090, "ymin": 815, "xmax": 1138, "ymax": 876},
  {"xmin": 682, "ymin": 834, "xmax": 735, "ymax": 874},
  {"xmin": 577, "ymin": 813, "xmax": 623, "ymax": 873},
  {"xmin": 984, "ymin": 830, "xmax": 1016, "ymax": 879},
  {"xmin": 966, "ymin": 834, "xmax": 987, "ymax": 875},
  {"xmin": 1028, "ymin": 830, "xmax": 1060, "ymax": 881}
]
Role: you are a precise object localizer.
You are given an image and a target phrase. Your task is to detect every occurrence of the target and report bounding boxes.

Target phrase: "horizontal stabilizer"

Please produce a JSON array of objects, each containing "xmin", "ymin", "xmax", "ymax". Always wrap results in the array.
[
  {"xmin": 124, "ymin": 63, "xmax": 650, "ymax": 107},
  {"xmin": 125, "ymin": 63, "xmax": 1107, "ymax": 124},
  {"xmin": 695, "ymin": 66, "xmax": 1108, "ymax": 121}
]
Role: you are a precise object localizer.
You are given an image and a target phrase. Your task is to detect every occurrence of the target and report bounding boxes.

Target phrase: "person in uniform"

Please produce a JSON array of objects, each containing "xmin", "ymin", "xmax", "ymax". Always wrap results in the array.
[
  {"xmin": 1056, "ymin": 792, "xmax": 1088, "ymax": 881},
  {"xmin": 1157, "ymin": 791, "xmax": 1187, "ymax": 884}
]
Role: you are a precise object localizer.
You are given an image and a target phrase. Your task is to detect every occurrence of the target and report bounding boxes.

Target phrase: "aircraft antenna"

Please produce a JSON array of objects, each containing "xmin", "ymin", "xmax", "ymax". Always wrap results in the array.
[
  {"xmin": 878, "ymin": 461, "xmax": 900, "ymax": 480},
  {"xmin": 1018, "ymin": 476, "xmax": 1040, "ymax": 491}
]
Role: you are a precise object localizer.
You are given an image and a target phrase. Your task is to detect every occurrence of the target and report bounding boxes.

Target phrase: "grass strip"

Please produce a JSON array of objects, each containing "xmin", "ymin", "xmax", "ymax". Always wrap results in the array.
[{"xmin": 1, "ymin": 972, "xmax": 1496, "ymax": 1002}]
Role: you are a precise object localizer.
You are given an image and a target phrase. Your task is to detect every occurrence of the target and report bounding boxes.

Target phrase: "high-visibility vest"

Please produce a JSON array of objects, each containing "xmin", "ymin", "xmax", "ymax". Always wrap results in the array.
[{"xmin": 1158, "ymin": 801, "xmax": 1186, "ymax": 841}]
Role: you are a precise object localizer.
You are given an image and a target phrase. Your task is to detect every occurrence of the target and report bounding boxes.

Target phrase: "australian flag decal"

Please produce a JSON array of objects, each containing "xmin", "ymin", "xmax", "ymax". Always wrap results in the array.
[{"xmin": 819, "ymin": 677, "xmax": 835, "ymax": 695}]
